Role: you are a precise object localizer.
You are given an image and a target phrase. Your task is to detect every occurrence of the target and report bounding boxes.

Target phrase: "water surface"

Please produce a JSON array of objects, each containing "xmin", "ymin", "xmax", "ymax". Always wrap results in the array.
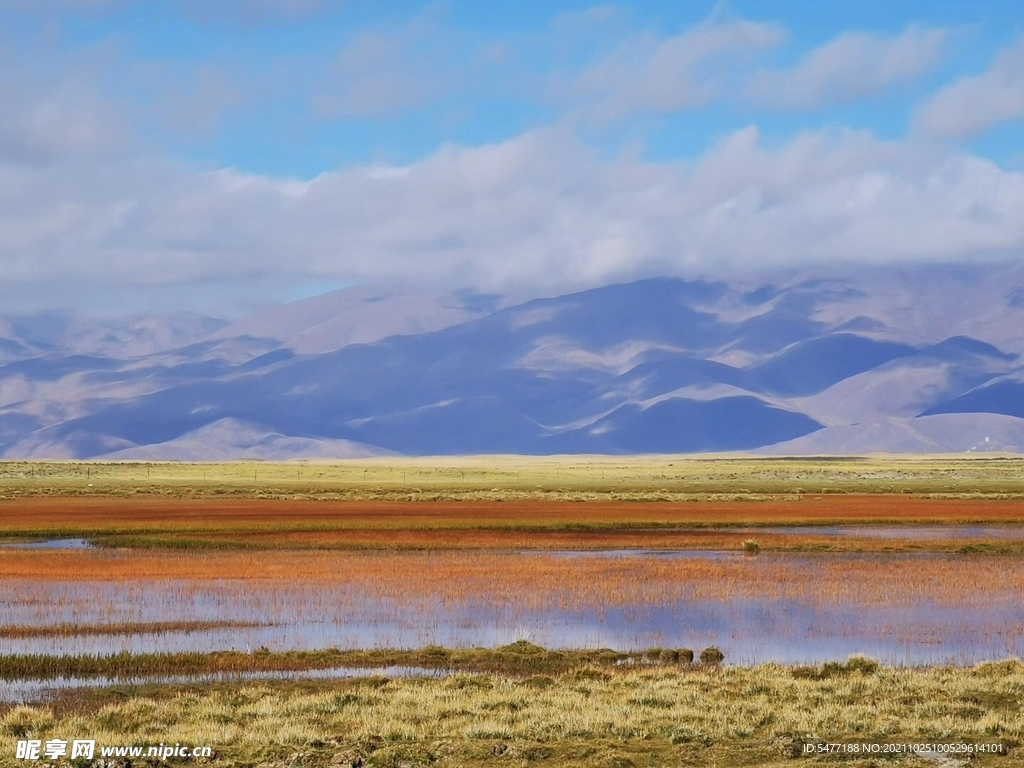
[
  {"xmin": 5, "ymin": 542, "xmax": 1024, "ymax": 669},
  {"xmin": 1, "ymin": 666, "xmax": 451, "ymax": 704},
  {"xmin": 0, "ymin": 538, "xmax": 94, "ymax": 550}
]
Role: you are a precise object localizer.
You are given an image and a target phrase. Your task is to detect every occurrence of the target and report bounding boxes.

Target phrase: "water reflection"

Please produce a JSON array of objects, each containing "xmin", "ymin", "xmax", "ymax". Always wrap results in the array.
[
  {"xmin": 1, "ymin": 666, "xmax": 451, "ymax": 704},
  {"xmin": 0, "ymin": 539, "xmax": 94, "ymax": 550},
  {"xmin": 4, "ymin": 551, "xmax": 1023, "ymax": 666},
  {"xmin": 726, "ymin": 525, "xmax": 1024, "ymax": 541}
]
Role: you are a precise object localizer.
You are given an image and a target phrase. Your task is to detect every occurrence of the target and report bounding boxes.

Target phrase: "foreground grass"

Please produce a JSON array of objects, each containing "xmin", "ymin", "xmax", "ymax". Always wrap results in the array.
[{"xmin": 2, "ymin": 655, "xmax": 1023, "ymax": 767}]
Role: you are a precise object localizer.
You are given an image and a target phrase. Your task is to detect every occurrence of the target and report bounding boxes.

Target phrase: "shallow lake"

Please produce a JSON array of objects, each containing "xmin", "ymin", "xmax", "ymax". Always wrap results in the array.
[{"xmin": 4, "ymin": 549, "xmax": 1023, "ymax": 668}]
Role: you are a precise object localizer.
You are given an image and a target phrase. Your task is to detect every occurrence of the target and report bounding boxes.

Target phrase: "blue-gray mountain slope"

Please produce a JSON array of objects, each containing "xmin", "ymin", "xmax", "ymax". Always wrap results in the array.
[{"xmin": 2, "ymin": 265, "xmax": 1024, "ymax": 457}]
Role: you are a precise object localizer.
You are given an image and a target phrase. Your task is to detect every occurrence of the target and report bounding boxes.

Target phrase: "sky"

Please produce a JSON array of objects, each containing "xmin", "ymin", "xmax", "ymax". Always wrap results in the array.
[{"xmin": 2, "ymin": 0, "xmax": 1024, "ymax": 315}]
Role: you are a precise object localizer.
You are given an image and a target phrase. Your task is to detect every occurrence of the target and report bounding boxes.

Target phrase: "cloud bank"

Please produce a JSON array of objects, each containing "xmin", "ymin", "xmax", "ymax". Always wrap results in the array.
[{"xmin": 0, "ymin": 6, "xmax": 1023, "ymax": 313}]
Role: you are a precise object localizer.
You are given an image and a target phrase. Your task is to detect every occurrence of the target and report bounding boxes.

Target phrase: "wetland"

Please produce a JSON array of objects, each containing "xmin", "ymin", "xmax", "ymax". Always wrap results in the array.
[{"xmin": 3, "ymin": 457, "xmax": 1024, "ymax": 766}]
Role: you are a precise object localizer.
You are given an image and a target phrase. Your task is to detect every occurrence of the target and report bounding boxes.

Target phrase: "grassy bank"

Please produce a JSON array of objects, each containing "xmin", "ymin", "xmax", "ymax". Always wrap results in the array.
[
  {"xmin": 2, "ymin": 654, "xmax": 1022, "ymax": 767},
  {"xmin": 0, "ymin": 643, "xmax": 709, "ymax": 681}
]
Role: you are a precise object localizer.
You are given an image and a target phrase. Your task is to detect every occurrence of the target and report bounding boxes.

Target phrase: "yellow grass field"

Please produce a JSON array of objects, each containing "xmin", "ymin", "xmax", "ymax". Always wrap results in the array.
[{"xmin": 2, "ymin": 455, "xmax": 1024, "ymax": 499}]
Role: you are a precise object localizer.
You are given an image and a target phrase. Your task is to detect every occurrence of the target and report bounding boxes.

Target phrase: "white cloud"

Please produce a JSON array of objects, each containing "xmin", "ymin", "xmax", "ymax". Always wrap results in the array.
[
  {"xmin": 308, "ymin": 7, "xmax": 508, "ymax": 119},
  {"xmin": 3, "ymin": 115, "xmax": 1024, "ymax": 314},
  {"xmin": 312, "ymin": 26, "xmax": 457, "ymax": 118},
  {"xmin": 747, "ymin": 26, "xmax": 947, "ymax": 108},
  {"xmin": 916, "ymin": 37, "xmax": 1024, "ymax": 137},
  {"xmin": 0, "ymin": 73, "xmax": 128, "ymax": 165},
  {"xmin": 139, "ymin": 63, "xmax": 249, "ymax": 141},
  {"xmin": 1, "ymin": 8, "xmax": 1023, "ymax": 315},
  {"xmin": 566, "ymin": 17, "xmax": 785, "ymax": 118}
]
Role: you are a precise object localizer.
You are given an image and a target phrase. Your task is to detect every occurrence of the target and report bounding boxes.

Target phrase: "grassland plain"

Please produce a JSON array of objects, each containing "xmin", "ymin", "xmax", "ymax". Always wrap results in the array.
[
  {"xmin": 4, "ymin": 457, "xmax": 1024, "ymax": 766},
  {"xmin": 2, "ymin": 455, "xmax": 1024, "ymax": 500}
]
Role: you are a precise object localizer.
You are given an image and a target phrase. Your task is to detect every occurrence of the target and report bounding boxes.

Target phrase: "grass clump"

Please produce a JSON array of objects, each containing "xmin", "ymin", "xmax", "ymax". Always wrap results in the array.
[
  {"xmin": 1, "ymin": 706, "xmax": 55, "ymax": 738},
  {"xmin": 699, "ymin": 646, "xmax": 725, "ymax": 665},
  {"xmin": 496, "ymin": 640, "xmax": 546, "ymax": 655},
  {"xmin": 792, "ymin": 655, "xmax": 881, "ymax": 680}
]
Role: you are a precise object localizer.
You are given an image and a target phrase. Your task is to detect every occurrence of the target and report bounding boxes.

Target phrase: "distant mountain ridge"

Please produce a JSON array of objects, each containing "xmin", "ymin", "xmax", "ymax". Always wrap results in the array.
[{"xmin": 2, "ymin": 263, "xmax": 1024, "ymax": 458}]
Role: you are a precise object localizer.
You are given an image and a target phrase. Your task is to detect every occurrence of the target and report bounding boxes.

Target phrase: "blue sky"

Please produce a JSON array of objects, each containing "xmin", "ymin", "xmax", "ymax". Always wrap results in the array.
[{"xmin": 1, "ymin": 1, "xmax": 1024, "ymax": 313}]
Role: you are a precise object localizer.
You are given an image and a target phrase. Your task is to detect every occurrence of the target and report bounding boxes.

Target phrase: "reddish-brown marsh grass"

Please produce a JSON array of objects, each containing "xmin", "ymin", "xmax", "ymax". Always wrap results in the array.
[
  {"xmin": 132, "ymin": 527, "xmax": 1024, "ymax": 552},
  {"xmin": 3, "ymin": 496, "xmax": 1024, "ymax": 539}
]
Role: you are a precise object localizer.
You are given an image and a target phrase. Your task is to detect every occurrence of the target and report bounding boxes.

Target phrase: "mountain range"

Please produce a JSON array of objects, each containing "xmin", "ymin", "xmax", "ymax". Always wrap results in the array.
[{"xmin": 3, "ymin": 262, "xmax": 1024, "ymax": 459}]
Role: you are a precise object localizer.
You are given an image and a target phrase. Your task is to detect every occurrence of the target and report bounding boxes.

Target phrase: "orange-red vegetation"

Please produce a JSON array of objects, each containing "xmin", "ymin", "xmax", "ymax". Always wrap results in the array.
[{"xmin": 2, "ymin": 495, "xmax": 1024, "ymax": 535}]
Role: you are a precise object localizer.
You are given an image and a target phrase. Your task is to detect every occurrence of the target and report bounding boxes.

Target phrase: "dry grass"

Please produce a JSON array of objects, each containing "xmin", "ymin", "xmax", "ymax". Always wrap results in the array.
[
  {"xmin": 2, "ymin": 660, "xmax": 1022, "ymax": 767},
  {"xmin": 2, "ymin": 456, "xmax": 1024, "ymax": 501}
]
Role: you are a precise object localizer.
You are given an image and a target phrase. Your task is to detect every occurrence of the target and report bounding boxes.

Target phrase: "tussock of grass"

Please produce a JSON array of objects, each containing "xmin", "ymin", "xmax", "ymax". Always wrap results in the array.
[{"xmin": 791, "ymin": 655, "xmax": 881, "ymax": 680}]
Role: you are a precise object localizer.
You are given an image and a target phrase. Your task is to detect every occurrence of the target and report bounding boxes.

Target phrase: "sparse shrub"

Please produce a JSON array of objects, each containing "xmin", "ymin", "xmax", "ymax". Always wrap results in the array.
[
  {"xmin": 659, "ymin": 649, "xmax": 679, "ymax": 664},
  {"xmin": 699, "ymin": 646, "xmax": 725, "ymax": 665},
  {"xmin": 742, "ymin": 539, "xmax": 761, "ymax": 555},
  {"xmin": 844, "ymin": 654, "xmax": 879, "ymax": 675},
  {"xmin": 678, "ymin": 648, "xmax": 694, "ymax": 664}
]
